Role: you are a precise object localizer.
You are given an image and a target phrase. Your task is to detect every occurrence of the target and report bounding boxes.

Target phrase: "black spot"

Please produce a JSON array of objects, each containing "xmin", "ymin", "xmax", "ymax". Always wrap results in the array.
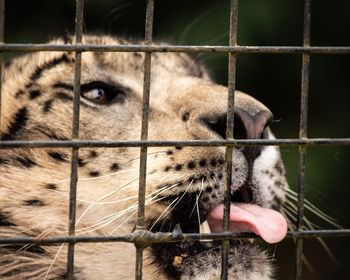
[
  {"xmin": 166, "ymin": 150, "xmax": 173, "ymax": 155},
  {"xmin": 1, "ymin": 107, "xmax": 28, "ymax": 140},
  {"xmin": 270, "ymin": 190, "xmax": 277, "ymax": 196},
  {"xmin": 24, "ymin": 199, "xmax": 45, "ymax": 206},
  {"xmin": 175, "ymin": 164, "xmax": 183, "ymax": 171},
  {"xmin": 199, "ymin": 159, "xmax": 207, "ymax": 167},
  {"xmin": 45, "ymin": 183, "xmax": 57, "ymax": 190},
  {"xmin": 214, "ymin": 185, "xmax": 219, "ymax": 189},
  {"xmin": 274, "ymin": 161, "xmax": 284, "ymax": 175},
  {"xmin": 0, "ymin": 158, "xmax": 9, "ymax": 165},
  {"xmin": 30, "ymin": 54, "xmax": 71, "ymax": 81},
  {"xmin": 218, "ymin": 173, "xmax": 223, "ymax": 180},
  {"xmin": 48, "ymin": 151, "xmax": 67, "ymax": 162},
  {"xmin": 53, "ymin": 82, "xmax": 74, "ymax": 91},
  {"xmin": 175, "ymin": 146, "xmax": 182, "ymax": 150},
  {"xmin": 16, "ymin": 156, "xmax": 37, "ymax": 168},
  {"xmin": 110, "ymin": 163, "xmax": 120, "ymax": 171},
  {"xmin": 273, "ymin": 196, "xmax": 283, "ymax": 207},
  {"xmin": 0, "ymin": 213, "xmax": 16, "ymax": 226},
  {"xmin": 78, "ymin": 158, "xmax": 86, "ymax": 167},
  {"xmin": 274, "ymin": 180, "xmax": 283, "ymax": 187},
  {"xmin": 164, "ymin": 166, "xmax": 171, "ymax": 172},
  {"xmin": 3, "ymin": 243, "xmax": 46, "ymax": 254},
  {"xmin": 29, "ymin": 90, "xmax": 42, "ymax": 100},
  {"xmin": 133, "ymin": 52, "xmax": 142, "ymax": 58},
  {"xmin": 187, "ymin": 161, "xmax": 196, "ymax": 169},
  {"xmin": 62, "ymin": 33, "xmax": 71, "ymax": 44},
  {"xmin": 15, "ymin": 90, "xmax": 25, "ymax": 98},
  {"xmin": 89, "ymin": 171, "xmax": 100, "ymax": 177},
  {"xmin": 188, "ymin": 176, "xmax": 196, "ymax": 183},
  {"xmin": 4, "ymin": 60, "xmax": 12, "ymax": 68},
  {"xmin": 25, "ymin": 82, "xmax": 34, "ymax": 89},
  {"xmin": 56, "ymin": 91, "xmax": 72, "ymax": 101},
  {"xmin": 38, "ymin": 128, "xmax": 68, "ymax": 141},
  {"xmin": 211, "ymin": 194, "xmax": 217, "ymax": 199},
  {"xmin": 210, "ymin": 159, "xmax": 217, "ymax": 167},
  {"xmin": 43, "ymin": 99, "xmax": 54, "ymax": 113},
  {"xmin": 218, "ymin": 158, "xmax": 224, "ymax": 165},
  {"xmin": 182, "ymin": 112, "xmax": 190, "ymax": 122},
  {"xmin": 205, "ymin": 186, "xmax": 213, "ymax": 193},
  {"xmin": 89, "ymin": 150, "xmax": 98, "ymax": 158},
  {"xmin": 202, "ymin": 196, "xmax": 209, "ymax": 202}
]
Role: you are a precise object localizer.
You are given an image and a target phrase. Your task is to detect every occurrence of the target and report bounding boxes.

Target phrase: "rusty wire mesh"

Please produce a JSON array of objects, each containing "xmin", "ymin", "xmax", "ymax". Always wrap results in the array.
[{"xmin": 0, "ymin": 0, "xmax": 350, "ymax": 279}]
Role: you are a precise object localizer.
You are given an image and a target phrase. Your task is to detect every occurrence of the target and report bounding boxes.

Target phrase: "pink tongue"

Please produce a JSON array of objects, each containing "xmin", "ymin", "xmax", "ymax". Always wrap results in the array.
[{"xmin": 207, "ymin": 203, "xmax": 287, "ymax": 244}]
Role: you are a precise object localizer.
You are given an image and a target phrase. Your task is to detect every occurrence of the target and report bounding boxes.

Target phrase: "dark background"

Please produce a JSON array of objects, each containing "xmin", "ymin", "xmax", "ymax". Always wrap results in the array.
[{"xmin": 4, "ymin": 0, "xmax": 350, "ymax": 279}]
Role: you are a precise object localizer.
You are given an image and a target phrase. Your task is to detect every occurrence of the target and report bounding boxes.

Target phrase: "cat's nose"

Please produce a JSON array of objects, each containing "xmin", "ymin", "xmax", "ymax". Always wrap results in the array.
[{"xmin": 200, "ymin": 107, "xmax": 273, "ymax": 161}]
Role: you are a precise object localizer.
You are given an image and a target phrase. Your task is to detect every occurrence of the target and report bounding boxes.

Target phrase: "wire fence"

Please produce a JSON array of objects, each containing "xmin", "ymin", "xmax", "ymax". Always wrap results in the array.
[{"xmin": 0, "ymin": 0, "xmax": 350, "ymax": 279}]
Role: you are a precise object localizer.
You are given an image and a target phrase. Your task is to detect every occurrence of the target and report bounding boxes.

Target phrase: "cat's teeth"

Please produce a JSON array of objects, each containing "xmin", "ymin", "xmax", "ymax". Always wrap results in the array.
[{"xmin": 199, "ymin": 220, "xmax": 211, "ymax": 234}]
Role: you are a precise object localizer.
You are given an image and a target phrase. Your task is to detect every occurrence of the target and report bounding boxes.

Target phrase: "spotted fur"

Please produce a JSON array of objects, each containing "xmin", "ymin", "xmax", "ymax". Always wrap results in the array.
[{"xmin": 0, "ymin": 35, "xmax": 288, "ymax": 279}]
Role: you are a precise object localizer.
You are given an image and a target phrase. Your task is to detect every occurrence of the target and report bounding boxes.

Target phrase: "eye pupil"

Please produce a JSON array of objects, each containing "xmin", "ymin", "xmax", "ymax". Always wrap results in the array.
[{"xmin": 96, "ymin": 89, "xmax": 104, "ymax": 98}]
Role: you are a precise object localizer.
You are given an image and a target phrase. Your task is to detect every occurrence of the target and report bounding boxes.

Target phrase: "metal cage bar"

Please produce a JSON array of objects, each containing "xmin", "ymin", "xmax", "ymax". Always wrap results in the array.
[
  {"xmin": 0, "ymin": 1, "xmax": 349, "ymax": 280},
  {"xmin": 1, "ymin": 138, "xmax": 350, "ymax": 149},
  {"xmin": 0, "ymin": 229, "xmax": 350, "ymax": 246},
  {"xmin": 221, "ymin": 0, "xmax": 238, "ymax": 279},
  {"xmin": 0, "ymin": 0, "xmax": 4, "ymax": 131},
  {"xmin": 66, "ymin": 0, "xmax": 84, "ymax": 278},
  {"xmin": 0, "ymin": 44, "xmax": 349, "ymax": 54},
  {"xmin": 295, "ymin": 0, "xmax": 312, "ymax": 279},
  {"xmin": 135, "ymin": 0, "xmax": 154, "ymax": 279}
]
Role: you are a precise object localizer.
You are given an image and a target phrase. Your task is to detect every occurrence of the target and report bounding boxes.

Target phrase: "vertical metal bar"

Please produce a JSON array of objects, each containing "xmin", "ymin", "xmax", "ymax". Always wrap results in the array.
[
  {"xmin": 221, "ymin": 0, "xmax": 238, "ymax": 279},
  {"xmin": 135, "ymin": 0, "xmax": 154, "ymax": 279},
  {"xmin": 295, "ymin": 0, "xmax": 311, "ymax": 279},
  {"xmin": 0, "ymin": 0, "xmax": 4, "ymax": 132},
  {"xmin": 66, "ymin": 0, "xmax": 84, "ymax": 279}
]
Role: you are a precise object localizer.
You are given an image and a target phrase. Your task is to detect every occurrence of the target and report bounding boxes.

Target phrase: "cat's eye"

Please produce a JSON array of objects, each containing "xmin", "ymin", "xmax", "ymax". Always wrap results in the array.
[
  {"xmin": 83, "ymin": 88, "xmax": 106, "ymax": 103},
  {"xmin": 81, "ymin": 81, "xmax": 126, "ymax": 105}
]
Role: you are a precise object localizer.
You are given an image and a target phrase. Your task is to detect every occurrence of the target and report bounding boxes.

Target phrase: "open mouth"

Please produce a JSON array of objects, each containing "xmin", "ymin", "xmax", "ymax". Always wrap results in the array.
[
  {"xmin": 149, "ymin": 180, "xmax": 288, "ymax": 277},
  {"xmin": 152, "ymin": 182, "xmax": 287, "ymax": 244}
]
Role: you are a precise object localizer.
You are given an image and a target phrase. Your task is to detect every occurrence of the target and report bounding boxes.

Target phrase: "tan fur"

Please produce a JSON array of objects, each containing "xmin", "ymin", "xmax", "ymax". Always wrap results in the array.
[{"xmin": 0, "ymin": 35, "xmax": 288, "ymax": 279}]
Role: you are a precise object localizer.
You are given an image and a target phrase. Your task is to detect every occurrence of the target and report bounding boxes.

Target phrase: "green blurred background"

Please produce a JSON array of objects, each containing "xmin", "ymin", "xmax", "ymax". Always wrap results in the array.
[{"xmin": 4, "ymin": 0, "xmax": 350, "ymax": 279}]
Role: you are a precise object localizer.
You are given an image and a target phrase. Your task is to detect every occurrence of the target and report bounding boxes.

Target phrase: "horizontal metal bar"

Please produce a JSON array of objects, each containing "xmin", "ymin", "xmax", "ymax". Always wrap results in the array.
[
  {"xmin": 0, "ymin": 229, "xmax": 349, "ymax": 246},
  {"xmin": 0, "ymin": 44, "xmax": 350, "ymax": 54},
  {"xmin": 1, "ymin": 138, "xmax": 350, "ymax": 149}
]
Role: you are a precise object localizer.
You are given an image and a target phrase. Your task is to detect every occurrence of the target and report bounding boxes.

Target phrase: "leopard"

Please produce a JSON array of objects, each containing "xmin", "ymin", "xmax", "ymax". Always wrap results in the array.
[{"xmin": 0, "ymin": 35, "xmax": 289, "ymax": 280}]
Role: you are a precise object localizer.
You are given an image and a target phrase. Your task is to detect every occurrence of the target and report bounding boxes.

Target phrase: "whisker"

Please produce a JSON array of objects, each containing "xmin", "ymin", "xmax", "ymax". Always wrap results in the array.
[
  {"xmin": 100, "ymin": 2, "xmax": 133, "ymax": 25},
  {"xmin": 75, "ymin": 177, "xmax": 141, "ymax": 225},
  {"xmin": 304, "ymin": 218, "xmax": 339, "ymax": 265},
  {"xmin": 77, "ymin": 184, "xmax": 180, "ymax": 234},
  {"xmin": 43, "ymin": 243, "xmax": 64, "ymax": 280},
  {"xmin": 149, "ymin": 197, "xmax": 180, "ymax": 232},
  {"xmin": 190, "ymin": 177, "xmax": 205, "ymax": 217},
  {"xmin": 179, "ymin": 8, "xmax": 215, "ymax": 42},
  {"xmin": 118, "ymin": 150, "xmax": 168, "ymax": 168},
  {"xmin": 285, "ymin": 191, "xmax": 342, "ymax": 228},
  {"xmin": 284, "ymin": 200, "xmax": 322, "ymax": 229},
  {"xmin": 196, "ymin": 194, "xmax": 201, "ymax": 229},
  {"xmin": 149, "ymin": 180, "xmax": 194, "ymax": 231}
]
